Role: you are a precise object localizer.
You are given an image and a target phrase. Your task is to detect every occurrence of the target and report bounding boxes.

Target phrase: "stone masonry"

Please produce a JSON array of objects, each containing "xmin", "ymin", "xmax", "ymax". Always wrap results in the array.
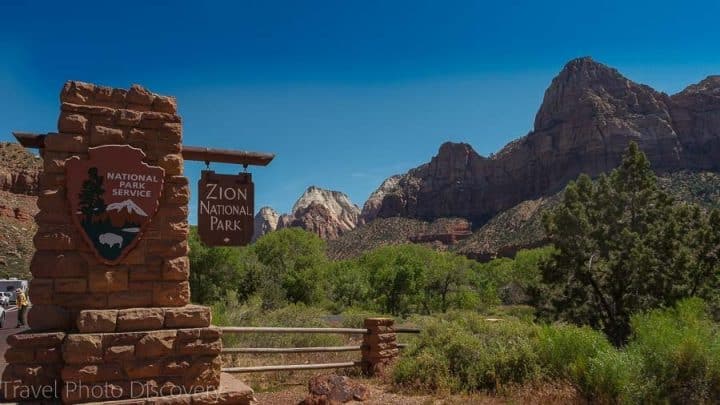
[
  {"xmin": 2, "ymin": 82, "xmax": 253, "ymax": 403},
  {"xmin": 361, "ymin": 318, "xmax": 399, "ymax": 376}
]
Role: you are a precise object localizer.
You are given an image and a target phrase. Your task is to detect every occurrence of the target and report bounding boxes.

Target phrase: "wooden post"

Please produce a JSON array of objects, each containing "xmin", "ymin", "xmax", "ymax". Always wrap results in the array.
[{"xmin": 361, "ymin": 318, "xmax": 399, "ymax": 376}]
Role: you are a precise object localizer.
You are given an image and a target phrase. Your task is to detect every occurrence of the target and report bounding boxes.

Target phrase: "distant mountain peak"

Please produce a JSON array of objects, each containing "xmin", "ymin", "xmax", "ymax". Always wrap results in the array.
[
  {"xmin": 252, "ymin": 187, "xmax": 361, "ymax": 241},
  {"xmin": 253, "ymin": 206, "xmax": 280, "ymax": 242}
]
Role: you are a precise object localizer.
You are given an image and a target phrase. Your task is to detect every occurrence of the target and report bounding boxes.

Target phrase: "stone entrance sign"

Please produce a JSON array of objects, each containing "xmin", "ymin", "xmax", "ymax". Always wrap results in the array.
[
  {"xmin": 66, "ymin": 145, "xmax": 165, "ymax": 264},
  {"xmin": 2, "ymin": 81, "xmax": 254, "ymax": 404},
  {"xmin": 198, "ymin": 170, "xmax": 254, "ymax": 246}
]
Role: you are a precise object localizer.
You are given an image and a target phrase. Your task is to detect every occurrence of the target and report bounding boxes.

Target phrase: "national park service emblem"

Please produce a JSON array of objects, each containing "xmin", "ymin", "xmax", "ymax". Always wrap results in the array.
[{"xmin": 66, "ymin": 145, "xmax": 165, "ymax": 264}]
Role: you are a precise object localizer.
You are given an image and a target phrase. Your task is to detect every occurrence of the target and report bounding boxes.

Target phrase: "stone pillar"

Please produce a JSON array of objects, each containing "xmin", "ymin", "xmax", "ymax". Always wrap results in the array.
[
  {"xmin": 30, "ymin": 81, "xmax": 189, "ymax": 323},
  {"xmin": 361, "ymin": 318, "xmax": 399, "ymax": 376},
  {"xmin": 2, "ymin": 82, "xmax": 253, "ymax": 403}
]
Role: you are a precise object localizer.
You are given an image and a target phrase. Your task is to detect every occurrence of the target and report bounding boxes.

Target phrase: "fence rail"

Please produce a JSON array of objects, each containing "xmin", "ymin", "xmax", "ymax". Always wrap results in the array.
[
  {"xmin": 223, "ymin": 345, "xmax": 362, "ymax": 354},
  {"xmin": 219, "ymin": 326, "xmax": 368, "ymax": 334},
  {"xmin": 223, "ymin": 362, "xmax": 360, "ymax": 374},
  {"xmin": 221, "ymin": 343, "xmax": 409, "ymax": 355},
  {"xmin": 218, "ymin": 319, "xmax": 418, "ymax": 375}
]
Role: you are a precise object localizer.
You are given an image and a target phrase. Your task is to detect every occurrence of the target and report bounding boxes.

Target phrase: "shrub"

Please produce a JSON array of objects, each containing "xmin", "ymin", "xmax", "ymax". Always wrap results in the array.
[
  {"xmin": 393, "ymin": 314, "xmax": 540, "ymax": 393},
  {"xmin": 393, "ymin": 346, "xmax": 454, "ymax": 393},
  {"xmin": 536, "ymin": 323, "xmax": 612, "ymax": 382},
  {"xmin": 584, "ymin": 349, "xmax": 643, "ymax": 404},
  {"xmin": 625, "ymin": 298, "xmax": 720, "ymax": 403}
]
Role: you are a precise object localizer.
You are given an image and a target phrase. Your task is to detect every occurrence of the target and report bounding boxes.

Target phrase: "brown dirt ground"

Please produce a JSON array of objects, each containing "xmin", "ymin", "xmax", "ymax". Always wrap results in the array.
[{"xmin": 251, "ymin": 377, "xmax": 584, "ymax": 405}]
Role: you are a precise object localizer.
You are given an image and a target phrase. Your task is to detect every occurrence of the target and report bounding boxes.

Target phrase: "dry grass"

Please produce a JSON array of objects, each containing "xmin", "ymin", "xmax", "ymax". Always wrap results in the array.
[{"xmin": 249, "ymin": 372, "xmax": 584, "ymax": 405}]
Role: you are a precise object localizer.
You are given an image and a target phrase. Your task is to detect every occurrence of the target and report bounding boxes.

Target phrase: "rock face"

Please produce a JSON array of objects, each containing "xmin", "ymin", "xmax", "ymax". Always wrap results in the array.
[
  {"xmin": 300, "ymin": 374, "xmax": 370, "ymax": 404},
  {"xmin": 0, "ymin": 142, "xmax": 41, "ymax": 195},
  {"xmin": 252, "ymin": 206, "xmax": 280, "ymax": 241},
  {"xmin": 278, "ymin": 186, "xmax": 361, "ymax": 239},
  {"xmin": 362, "ymin": 57, "xmax": 720, "ymax": 226},
  {"xmin": 0, "ymin": 143, "xmax": 41, "ymax": 279}
]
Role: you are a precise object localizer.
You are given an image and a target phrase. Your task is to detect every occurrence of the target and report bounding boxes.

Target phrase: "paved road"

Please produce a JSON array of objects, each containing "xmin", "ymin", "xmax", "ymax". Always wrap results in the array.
[{"xmin": 0, "ymin": 306, "xmax": 29, "ymax": 374}]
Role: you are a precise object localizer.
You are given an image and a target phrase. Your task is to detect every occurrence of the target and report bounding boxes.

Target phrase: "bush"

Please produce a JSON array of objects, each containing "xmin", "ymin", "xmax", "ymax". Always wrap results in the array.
[
  {"xmin": 536, "ymin": 324, "xmax": 612, "ymax": 382},
  {"xmin": 393, "ymin": 346, "xmax": 454, "ymax": 393},
  {"xmin": 394, "ymin": 299, "xmax": 720, "ymax": 403},
  {"xmin": 584, "ymin": 349, "xmax": 643, "ymax": 404},
  {"xmin": 625, "ymin": 298, "xmax": 720, "ymax": 403},
  {"xmin": 394, "ymin": 314, "xmax": 540, "ymax": 393}
]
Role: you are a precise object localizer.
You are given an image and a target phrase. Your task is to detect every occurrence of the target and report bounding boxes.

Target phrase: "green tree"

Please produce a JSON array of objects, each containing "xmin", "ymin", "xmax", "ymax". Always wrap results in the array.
[
  {"xmin": 78, "ymin": 167, "xmax": 105, "ymax": 223},
  {"xmin": 188, "ymin": 228, "xmax": 245, "ymax": 304},
  {"xmin": 541, "ymin": 142, "xmax": 720, "ymax": 345},
  {"xmin": 326, "ymin": 260, "xmax": 370, "ymax": 310},
  {"xmin": 251, "ymin": 228, "xmax": 328, "ymax": 307}
]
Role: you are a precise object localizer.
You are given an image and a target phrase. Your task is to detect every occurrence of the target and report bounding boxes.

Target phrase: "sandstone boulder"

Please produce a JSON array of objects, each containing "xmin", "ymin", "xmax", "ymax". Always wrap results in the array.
[{"xmin": 299, "ymin": 374, "xmax": 369, "ymax": 404}]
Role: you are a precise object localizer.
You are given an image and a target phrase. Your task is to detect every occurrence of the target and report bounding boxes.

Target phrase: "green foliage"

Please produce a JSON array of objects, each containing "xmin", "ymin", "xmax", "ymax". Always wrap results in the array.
[
  {"xmin": 536, "ymin": 324, "xmax": 612, "ymax": 382},
  {"xmin": 395, "ymin": 298, "xmax": 720, "ymax": 403},
  {"xmin": 251, "ymin": 228, "xmax": 328, "ymax": 307},
  {"xmin": 542, "ymin": 142, "xmax": 720, "ymax": 344},
  {"xmin": 478, "ymin": 246, "xmax": 552, "ymax": 306},
  {"xmin": 333, "ymin": 244, "xmax": 498, "ymax": 316},
  {"xmin": 188, "ymin": 228, "xmax": 244, "ymax": 304},
  {"xmin": 337, "ymin": 307, "xmax": 385, "ymax": 328},
  {"xmin": 190, "ymin": 228, "xmax": 328, "ymax": 308},
  {"xmin": 394, "ymin": 312, "xmax": 540, "ymax": 393},
  {"xmin": 624, "ymin": 298, "xmax": 720, "ymax": 403},
  {"xmin": 212, "ymin": 293, "xmax": 343, "ymax": 348},
  {"xmin": 583, "ymin": 349, "xmax": 642, "ymax": 404}
]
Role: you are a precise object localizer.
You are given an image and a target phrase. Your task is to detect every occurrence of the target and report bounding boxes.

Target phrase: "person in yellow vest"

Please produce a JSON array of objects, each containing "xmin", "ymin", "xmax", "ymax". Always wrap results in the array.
[{"xmin": 16, "ymin": 288, "xmax": 28, "ymax": 328}]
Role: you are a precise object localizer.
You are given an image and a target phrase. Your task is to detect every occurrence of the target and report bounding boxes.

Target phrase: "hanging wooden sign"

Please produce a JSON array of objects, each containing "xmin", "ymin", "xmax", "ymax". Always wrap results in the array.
[
  {"xmin": 65, "ymin": 145, "xmax": 165, "ymax": 264},
  {"xmin": 198, "ymin": 170, "xmax": 254, "ymax": 246}
]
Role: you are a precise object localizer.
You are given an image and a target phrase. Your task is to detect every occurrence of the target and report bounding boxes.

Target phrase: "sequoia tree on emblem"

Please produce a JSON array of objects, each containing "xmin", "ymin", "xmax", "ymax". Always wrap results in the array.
[{"xmin": 66, "ymin": 145, "xmax": 165, "ymax": 264}]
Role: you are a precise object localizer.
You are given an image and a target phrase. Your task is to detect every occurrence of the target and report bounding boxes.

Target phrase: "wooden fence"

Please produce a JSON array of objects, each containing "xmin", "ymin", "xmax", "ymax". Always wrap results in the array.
[{"xmin": 218, "ymin": 318, "xmax": 419, "ymax": 375}]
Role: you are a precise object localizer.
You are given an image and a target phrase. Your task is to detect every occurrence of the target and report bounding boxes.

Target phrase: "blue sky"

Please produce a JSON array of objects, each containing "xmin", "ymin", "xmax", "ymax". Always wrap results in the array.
[{"xmin": 2, "ymin": 0, "xmax": 720, "ymax": 222}]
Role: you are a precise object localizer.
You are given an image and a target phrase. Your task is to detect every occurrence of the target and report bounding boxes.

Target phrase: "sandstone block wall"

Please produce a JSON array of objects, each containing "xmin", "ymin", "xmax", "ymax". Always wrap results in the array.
[
  {"xmin": 29, "ymin": 81, "xmax": 190, "ymax": 331},
  {"xmin": 2, "ymin": 332, "xmax": 66, "ymax": 402},
  {"xmin": 60, "ymin": 327, "xmax": 221, "ymax": 403}
]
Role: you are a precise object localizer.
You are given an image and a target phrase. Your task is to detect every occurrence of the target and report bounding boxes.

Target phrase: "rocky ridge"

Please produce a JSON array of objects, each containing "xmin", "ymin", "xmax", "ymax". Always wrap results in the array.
[{"xmin": 362, "ymin": 57, "xmax": 720, "ymax": 226}]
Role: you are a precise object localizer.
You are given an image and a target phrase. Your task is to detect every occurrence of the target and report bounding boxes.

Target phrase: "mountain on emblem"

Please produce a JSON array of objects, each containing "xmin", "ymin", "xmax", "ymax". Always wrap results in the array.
[
  {"xmin": 107, "ymin": 199, "xmax": 149, "ymax": 216},
  {"xmin": 65, "ymin": 145, "xmax": 165, "ymax": 264}
]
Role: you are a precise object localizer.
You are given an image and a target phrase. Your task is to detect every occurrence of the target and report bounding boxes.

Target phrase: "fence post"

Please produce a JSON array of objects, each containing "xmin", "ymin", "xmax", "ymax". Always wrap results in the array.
[{"xmin": 361, "ymin": 317, "xmax": 398, "ymax": 376}]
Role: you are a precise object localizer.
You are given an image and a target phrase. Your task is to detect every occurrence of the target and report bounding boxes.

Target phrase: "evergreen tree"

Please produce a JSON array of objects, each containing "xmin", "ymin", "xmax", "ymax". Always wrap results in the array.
[
  {"xmin": 78, "ymin": 167, "xmax": 106, "ymax": 223},
  {"xmin": 541, "ymin": 142, "xmax": 720, "ymax": 345}
]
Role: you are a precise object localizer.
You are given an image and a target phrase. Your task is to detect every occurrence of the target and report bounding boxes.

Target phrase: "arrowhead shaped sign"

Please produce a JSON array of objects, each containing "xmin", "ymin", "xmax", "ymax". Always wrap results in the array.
[{"xmin": 66, "ymin": 145, "xmax": 165, "ymax": 265}]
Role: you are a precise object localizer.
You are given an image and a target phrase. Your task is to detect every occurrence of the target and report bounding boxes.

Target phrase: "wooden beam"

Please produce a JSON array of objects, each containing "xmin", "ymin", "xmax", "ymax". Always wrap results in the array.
[
  {"xmin": 13, "ymin": 132, "xmax": 46, "ymax": 148},
  {"xmin": 181, "ymin": 145, "xmax": 274, "ymax": 166},
  {"xmin": 218, "ymin": 326, "xmax": 368, "ymax": 334},
  {"xmin": 222, "ymin": 345, "xmax": 362, "ymax": 354},
  {"xmin": 222, "ymin": 344, "xmax": 408, "ymax": 354},
  {"xmin": 222, "ymin": 362, "xmax": 359, "ymax": 373},
  {"xmin": 12, "ymin": 132, "xmax": 275, "ymax": 167}
]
